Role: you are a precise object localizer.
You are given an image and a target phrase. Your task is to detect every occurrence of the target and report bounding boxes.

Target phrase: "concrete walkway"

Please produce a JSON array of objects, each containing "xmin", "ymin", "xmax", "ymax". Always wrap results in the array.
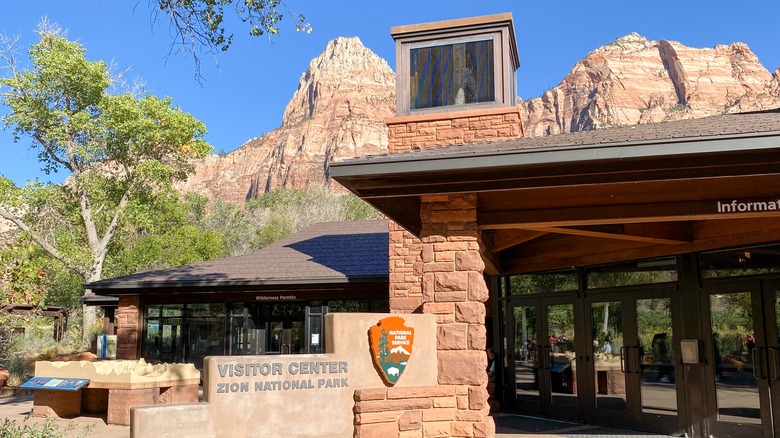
[{"xmin": 0, "ymin": 393, "xmax": 675, "ymax": 438}]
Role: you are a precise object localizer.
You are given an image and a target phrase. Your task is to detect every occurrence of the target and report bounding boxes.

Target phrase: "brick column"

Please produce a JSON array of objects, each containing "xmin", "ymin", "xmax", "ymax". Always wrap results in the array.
[
  {"xmin": 116, "ymin": 295, "xmax": 140, "ymax": 360},
  {"xmin": 388, "ymin": 221, "xmax": 425, "ymax": 313},
  {"xmin": 386, "ymin": 193, "xmax": 494, "ymax": 437}
]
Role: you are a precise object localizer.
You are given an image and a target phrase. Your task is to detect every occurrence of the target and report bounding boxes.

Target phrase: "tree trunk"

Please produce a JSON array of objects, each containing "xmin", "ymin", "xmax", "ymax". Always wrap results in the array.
[
  {"xmin": 81, "ymin": 268, "xmax": 104, "ymax": 346},
  {"xmin": 82, "ymin": 302, "xmax": 98, "ymax": 347}
]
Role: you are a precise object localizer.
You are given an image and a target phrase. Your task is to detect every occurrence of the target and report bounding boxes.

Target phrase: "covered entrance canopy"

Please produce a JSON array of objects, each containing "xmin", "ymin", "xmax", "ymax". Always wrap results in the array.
[{"xmin": 332, "ymin": 110, "xmax": 780, "ymax": 275}]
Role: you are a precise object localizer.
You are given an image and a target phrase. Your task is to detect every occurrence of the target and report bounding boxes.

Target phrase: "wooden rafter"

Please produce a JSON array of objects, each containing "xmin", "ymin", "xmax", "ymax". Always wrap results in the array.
[
  {"xmin": 488, "ymin": 229, "xmax": 548, "ymax": 251},
  {"xmin": 520, "ymin": 223, "xmax": 691, "ymax": 245}
]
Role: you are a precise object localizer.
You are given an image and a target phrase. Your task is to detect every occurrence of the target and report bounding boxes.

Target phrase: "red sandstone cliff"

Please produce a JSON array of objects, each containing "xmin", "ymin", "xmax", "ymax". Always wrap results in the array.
[
  {"xmin": 177, "ymin": 37, "xmax": 396, "ymax": 204},
  {"xmin": 179, "ymin": 34, "xmax": 780, "ymax": 204},
  {"xmin": 520, "ymin": 33, "xmax": 780, "ymax": 136}
]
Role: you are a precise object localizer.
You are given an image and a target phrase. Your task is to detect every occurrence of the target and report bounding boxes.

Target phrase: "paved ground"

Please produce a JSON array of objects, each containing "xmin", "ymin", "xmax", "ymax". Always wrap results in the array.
[
  {"xmin": 0, "ymin": 393, "xmax": 129, "ymax": 438},
  {"xmin": 0, "ymin": 392, "xmax": 675, "ymax": 437},
  {"xmin": 493, "ymin": 414, "xmax": 676, "ymax": 437}
]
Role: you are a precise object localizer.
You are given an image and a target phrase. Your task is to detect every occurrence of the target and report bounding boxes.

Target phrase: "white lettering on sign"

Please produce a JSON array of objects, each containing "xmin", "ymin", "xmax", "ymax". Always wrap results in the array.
[
  {"xmin": 717, "ymin": 200, "xmax": 780, "ymax": 213},
  {"xmin": 213, "ymin": 361, "xmax": 349, "ymax": 395},
  {"xmin": 255, "ymin": 295, "xmax": 298, "ymax": 301}
]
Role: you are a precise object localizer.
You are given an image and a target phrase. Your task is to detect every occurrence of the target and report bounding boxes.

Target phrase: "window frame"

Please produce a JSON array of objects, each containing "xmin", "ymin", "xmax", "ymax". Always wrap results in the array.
[{"xmin": 394, "ymin": 25, "xmax": 517, "ymax": 116}]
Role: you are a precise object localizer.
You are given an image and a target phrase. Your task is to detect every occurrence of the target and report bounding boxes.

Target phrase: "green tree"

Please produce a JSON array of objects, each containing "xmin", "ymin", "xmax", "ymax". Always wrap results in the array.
[
  {"xmin": 105, "ymin": 191, "xmax": 227, "ymax": 276},
  {"xmin": 0, "ymin": 240, "xmax": 48, "ymax": 307},
  {"xmin": 0, "ymin": 25, "xmax": 212, "ymax": 337}
]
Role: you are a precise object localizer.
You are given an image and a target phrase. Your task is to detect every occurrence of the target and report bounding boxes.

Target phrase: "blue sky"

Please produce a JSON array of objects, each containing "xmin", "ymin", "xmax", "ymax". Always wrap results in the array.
[{"xmin": 1, "ymin": 1, "xmax": 778, "ymax": 186}]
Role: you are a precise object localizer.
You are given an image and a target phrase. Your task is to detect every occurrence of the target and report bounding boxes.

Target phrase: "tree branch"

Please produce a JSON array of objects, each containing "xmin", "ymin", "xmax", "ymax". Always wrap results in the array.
[
  {"xmin": 32, "ymin": 133, "xmax": 73, "ymax": 172},
  {"xmin": 97, "ymin": 184, "xmax": 133, "ymax": 259},
  {"xmin": 0, "ymin": 206, "xmax": 86, "ymax": 278}
]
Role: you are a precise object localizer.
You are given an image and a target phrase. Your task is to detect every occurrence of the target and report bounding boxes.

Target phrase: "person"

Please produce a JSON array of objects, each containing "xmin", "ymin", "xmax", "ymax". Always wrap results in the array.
[
  {"xmin": 652, "ymin": 333, "xmax": 672, "ymax": 383},
  {"xmin": 485, "ymin": 347, "xmax": 500, "ymax": 412},
  {"xmin": 550, "ymin": 334, "xmax": 559, "ymax": 352},
  {"xmin": 713, "ymin": 332, "xmax": 723, "ymax": 381},
  {"xmin": 602, "ymin": 335, "xmax": 613, "ymax": 355},
  {"xmin": 559, "ymin": 332, "xmax": 570, "ymax": 352},
  {"xmin": 486, "ymin": 348, "xmax": 496, "ymax": 383}
]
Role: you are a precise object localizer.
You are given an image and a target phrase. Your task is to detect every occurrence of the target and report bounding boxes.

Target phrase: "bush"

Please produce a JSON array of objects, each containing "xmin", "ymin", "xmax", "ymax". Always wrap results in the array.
[
  {"xmin": 0, "ymin": 417, "xmax": 92, "ymax": 438},
  {"xmin": 0, "ymin": 314, "xmax": 88, "ymax": 387}
]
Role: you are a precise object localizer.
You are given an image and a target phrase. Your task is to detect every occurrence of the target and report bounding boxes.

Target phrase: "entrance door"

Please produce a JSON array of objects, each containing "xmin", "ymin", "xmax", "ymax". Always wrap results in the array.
[
  {"xmin": 507, "ymin": 296, "xmax": 578, "ymax": 421},
  {"xmin": 229, "ymin": 304, "xmax": 305, "ymax": 356},
  {"xmin": 584, "ymin": 290, "xmax": 681, "ymax": 434},
  {"xmin": 703, "ymin": 280, "xmax": 780, "ymax": 437}
]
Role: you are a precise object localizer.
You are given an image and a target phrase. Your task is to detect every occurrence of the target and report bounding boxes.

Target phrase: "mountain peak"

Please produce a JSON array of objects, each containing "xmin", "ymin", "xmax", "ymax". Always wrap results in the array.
[
  {"xmin": 597, "ymin": 32, "xmax": 656, "ymax": 54},
  {"xmin": 282, "ymin": 37, "xmax": 394, "ymax": 124}
]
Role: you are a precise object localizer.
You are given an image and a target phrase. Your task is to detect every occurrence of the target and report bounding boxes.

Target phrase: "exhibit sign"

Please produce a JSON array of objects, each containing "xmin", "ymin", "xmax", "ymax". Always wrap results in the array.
[
  {"xmin": 369, "ymin": 316, "xmax": 414, "ymax": 385},
  {"xmin": 21, "ymin": 377, "xmax": 90, "ymax": 391}
]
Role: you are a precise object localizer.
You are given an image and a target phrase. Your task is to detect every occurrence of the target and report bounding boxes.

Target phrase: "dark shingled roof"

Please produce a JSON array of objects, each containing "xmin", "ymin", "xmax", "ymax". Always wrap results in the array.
[
  {"xmin": 87, "ymin": 220, "xmax": 389, "ymax": 291},
  {"xmin": 339, "ymin": 109, "xmax": 780, "ymax": 165}
]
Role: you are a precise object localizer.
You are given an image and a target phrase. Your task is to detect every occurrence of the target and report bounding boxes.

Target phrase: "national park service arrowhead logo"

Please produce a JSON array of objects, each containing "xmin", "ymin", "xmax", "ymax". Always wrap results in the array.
[{"xmin": 369, "ymin": 316, "xmax": 414, "ymax": 385}]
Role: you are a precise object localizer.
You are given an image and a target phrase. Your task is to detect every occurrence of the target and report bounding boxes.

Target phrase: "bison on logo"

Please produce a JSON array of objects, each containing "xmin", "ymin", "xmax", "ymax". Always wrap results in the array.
[{"xmin": 369, "ymin": 316, "xmax": 414, "ymax": 385}]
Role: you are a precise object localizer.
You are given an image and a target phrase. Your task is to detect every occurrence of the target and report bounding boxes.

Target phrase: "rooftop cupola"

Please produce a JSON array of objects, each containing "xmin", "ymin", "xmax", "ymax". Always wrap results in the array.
[
  {"xmin": 386, "ymin": 13, "xmax": 523, "ymax": 152},
  {"xmin": 391, "ymin": 13, "xmax": 519, "ymax": 116}
]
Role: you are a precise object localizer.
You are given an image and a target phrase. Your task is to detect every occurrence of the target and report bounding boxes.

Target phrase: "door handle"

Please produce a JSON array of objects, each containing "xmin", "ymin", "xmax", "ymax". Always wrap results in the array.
[
  {"xmin": 752, "ymin": 348, "xmax": 763, "ymax": 380},
  {"xmin": 541, "ymin": 345, "xmax": 552, "ymax": 370},
  {"xmin": 620, "ymin": 346, "xmax": 628, "ymax": 373},
  {"xmin": 534, "ymin": 346, "xmax": 541, "ymax": 369},
  {"xmin": 770, "ymin": 348, "xmax": 779, "ymax": 381},
  {"xmin": 633, "ymin": 346, "xmax": 643, "ymax": 374}
]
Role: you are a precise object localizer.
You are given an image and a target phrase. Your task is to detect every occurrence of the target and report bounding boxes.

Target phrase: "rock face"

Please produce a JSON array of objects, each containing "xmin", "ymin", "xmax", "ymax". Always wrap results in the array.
[
  {"xmin": 520, "ymin": 33, "xmax": 780, "ymax": 136},
  {"xmin": 177, "ymin": 37, "xmax": 396, "ymax": 204},
  {"xmin": 180, "ymin": 34, "xmax": 779, "ymax": 203}
]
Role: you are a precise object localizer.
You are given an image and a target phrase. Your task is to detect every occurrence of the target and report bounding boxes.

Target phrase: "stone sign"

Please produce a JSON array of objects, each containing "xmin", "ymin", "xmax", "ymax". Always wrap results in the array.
[{"xmin": 131, "ymin": 313, "xmax": 437, "ymax": 438}]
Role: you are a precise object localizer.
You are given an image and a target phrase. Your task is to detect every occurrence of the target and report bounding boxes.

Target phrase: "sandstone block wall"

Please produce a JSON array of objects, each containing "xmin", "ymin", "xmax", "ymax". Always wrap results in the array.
[
  {"xmin": 353, "ymin": 386, "xmax": 495, "ymax": 438},
  {"xmin": 386, "ymin": 107, "xmax": 523, "ymax": 152},
  {"xmin": 387, "ymin": 193, "xmax": 494, "ymax": 436},
  {"xmin": 117, "ymin": 296, "xmax": 140, "ymax": 360}
]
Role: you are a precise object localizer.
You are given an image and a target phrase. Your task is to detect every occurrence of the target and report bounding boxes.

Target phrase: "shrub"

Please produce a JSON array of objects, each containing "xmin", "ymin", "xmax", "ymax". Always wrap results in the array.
[{"xmin": 0, "ymin": 417, "xmax": 92, "ymax": 438}]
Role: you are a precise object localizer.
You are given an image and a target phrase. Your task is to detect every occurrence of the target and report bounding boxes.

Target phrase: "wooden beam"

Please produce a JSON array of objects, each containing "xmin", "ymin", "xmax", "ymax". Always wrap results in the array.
[
  {"xmin": 349, "ymin": 159, "xmax": 780, "ymax": 199},
  {"xmin": 478, "ymin": 174, "xmax": 780, "ymax": 213},
  {"xmin": 480, "ymin": 245, "xmax": 501, "ymax": 276},
  {"xmin": 502, "ymin": 222, "xmax": 780, "ymax": 274},
  {"xmin": 480, "ymin": 198, "xmax": 780, "ymax": 229},
  {"xmin": 524, "ymin": 223, "xmax": 690, "ymax": 245},
  {"xmin": 624, "ymin": 222, "xmax": 692, "ymax": 244},
  {"xmin": 489, "ymin": 229, "xmax": 548, "ymax": 251}
]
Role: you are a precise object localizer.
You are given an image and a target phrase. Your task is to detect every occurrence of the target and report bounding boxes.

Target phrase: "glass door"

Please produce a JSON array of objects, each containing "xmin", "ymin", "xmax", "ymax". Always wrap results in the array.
[
  {"xmin": 586, "ymin": 297, "xmax": 630, "ymax": 428},
  {"xmin": 584, "ymin": 290, "xmax": 681, "ymax": 434},
  {"xmin": 702, "ymin": 280, "xmax": 780, "ymax": 437},
  {"xmin": 507, "ymin": 296, "xmax": 578, "ymax": 421}
]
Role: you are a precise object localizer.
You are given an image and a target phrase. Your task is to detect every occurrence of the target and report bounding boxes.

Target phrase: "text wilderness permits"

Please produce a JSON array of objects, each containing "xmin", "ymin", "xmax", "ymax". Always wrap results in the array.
[{"xmin": 369, "ymin": 316, "xmax": 414, "ymax": 385}]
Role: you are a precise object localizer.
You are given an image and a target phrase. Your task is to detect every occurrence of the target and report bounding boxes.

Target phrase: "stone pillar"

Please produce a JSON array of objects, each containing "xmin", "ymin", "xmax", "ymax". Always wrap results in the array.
[
  {"xmin": 387, "ymin": 193, "xmax": 494, "ymax": 437},
  {"xmin": 388, "ymin": 221, "xmax": 425, "ymax": 313},
  {"xmin": 116, "ymin": 295, "xmax": 140, "ymax": 360}
]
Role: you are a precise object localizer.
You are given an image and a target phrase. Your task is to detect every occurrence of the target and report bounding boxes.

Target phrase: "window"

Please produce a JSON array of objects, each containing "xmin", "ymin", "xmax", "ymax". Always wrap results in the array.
[
  {"xmin": 586, "ymin": 257, "xmax": 678, "ymax": 288},
  {"xmin": 509, "ymin": 270, "xmax": 578, "ymax": 295},
  {"xmin": 699, "ymin": 244, "xmax": 780, "ymax": 278},
  {"xmin": 410, "ymin": 38, "xmax": 495, "ymax": 110},
  {"xmin": 392, "ymin": 14, "xmax": 518, "ymax": 116}
]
